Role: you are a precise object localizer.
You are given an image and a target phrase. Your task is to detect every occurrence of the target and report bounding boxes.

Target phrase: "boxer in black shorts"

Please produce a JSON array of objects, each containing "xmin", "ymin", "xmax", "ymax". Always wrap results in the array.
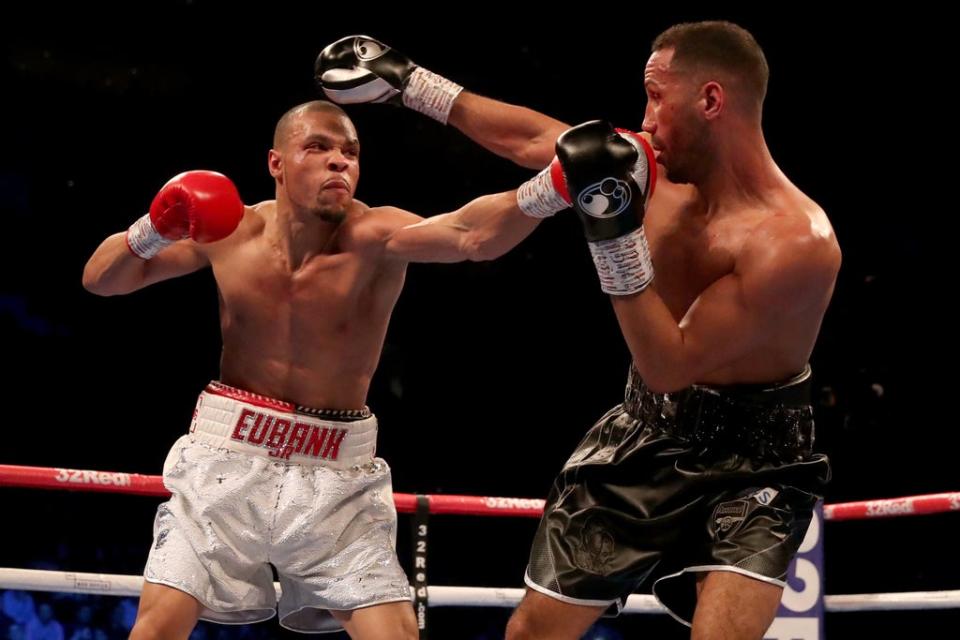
[
  {"xmin": 318, "ymin": 19, "xmax": 840, "ymax": 639},
  {"xmin": 526, "ymin": 364, "xmax": 828, "ymax": 627}
]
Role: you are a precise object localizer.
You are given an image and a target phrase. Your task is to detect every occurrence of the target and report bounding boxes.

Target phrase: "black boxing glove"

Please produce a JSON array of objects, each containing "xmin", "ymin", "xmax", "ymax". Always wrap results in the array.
[
  {"xmin": 558, "ymin": 120, "xmax": 657, "ymax": 295},
  {"xmin": 315, "ymin": 35, "xmax": 463, "ymax": 124}
]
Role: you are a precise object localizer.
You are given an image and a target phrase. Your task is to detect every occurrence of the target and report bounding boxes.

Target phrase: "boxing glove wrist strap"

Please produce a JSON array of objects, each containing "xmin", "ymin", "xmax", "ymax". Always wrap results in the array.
[
  {"xmin": 587, "ymin": 227, "xmax": 655, "ymax": 296},
  {"xmin": 126, "ymin": 213, "xmax": 172, "ymax": 259},
  {"xmin": 402, "ymin": 67, "xmax": 463, "ymax": 124},
  {"xmin": 517, "ymin": 164, "xmax": 569, "ymax": 219}
]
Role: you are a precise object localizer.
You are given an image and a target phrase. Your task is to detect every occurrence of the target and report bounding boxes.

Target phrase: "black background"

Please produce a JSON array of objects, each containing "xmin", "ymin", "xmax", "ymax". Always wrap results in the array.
[{"xmin": 2, "ymin": 4, "xmax": 952, "ymax": 638}]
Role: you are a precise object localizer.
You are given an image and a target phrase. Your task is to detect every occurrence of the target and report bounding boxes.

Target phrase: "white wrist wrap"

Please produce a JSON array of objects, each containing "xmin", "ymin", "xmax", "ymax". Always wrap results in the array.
[
  {"xmin": 587, "ymin": 226, "xmax": 655, "ymax": 295},
  {"xmin": 517, "ymin": 165, "xmax": 569, "ymax": 218},
  {"xmin": 402, "ymin": 67, "xmax": 463, "ymax": 124},
  {"xmin": 126, "ymin": 213, "xmax": 172, "ymax": 259}
]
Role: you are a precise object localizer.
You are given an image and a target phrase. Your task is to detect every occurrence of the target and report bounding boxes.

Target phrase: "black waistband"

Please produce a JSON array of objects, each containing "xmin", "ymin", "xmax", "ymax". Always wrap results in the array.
[{"xmin": 623, "ymin": 365, "xmax": 815, "ymax": 460}]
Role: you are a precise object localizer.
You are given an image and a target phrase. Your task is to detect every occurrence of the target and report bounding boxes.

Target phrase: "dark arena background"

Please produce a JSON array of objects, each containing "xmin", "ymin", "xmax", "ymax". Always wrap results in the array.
[{"xmin": 2, "ymin": 4, "xmax": 949, "ymax": 639}]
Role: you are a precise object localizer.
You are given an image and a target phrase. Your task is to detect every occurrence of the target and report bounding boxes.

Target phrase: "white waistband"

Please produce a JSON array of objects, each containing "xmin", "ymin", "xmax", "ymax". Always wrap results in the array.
[{"xmin": 188, "ymin": 385, "xmax": 378, "ymax": 469}]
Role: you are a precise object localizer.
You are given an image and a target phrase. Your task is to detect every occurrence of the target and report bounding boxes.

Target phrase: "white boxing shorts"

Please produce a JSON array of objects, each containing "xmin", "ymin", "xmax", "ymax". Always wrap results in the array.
[{"xmin": 143, "ymin": 381, "xmax": 412, "ymax": 633}]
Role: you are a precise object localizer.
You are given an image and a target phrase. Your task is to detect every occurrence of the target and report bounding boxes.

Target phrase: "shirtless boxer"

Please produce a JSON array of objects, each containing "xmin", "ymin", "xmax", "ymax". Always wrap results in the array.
[
  {"xmin": 318, "ymin": 20, "xmax": 840, "ymax": 639},
  {"xmin": 82, "ymin": 99, "xmax": 548, "ymax": 638}
]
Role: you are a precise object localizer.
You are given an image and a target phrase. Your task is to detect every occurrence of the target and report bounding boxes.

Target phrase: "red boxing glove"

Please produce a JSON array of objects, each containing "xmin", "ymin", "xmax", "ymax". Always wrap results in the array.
[{"xmin": 126, "ymin": 170, "xmax": 243, "ymax": 259}]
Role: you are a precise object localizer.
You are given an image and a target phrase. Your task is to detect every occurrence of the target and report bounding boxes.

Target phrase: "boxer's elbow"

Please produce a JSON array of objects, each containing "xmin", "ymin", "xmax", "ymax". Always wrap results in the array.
[
  {"xmin": 82, "ymin": 272, "xmax": 120, "ymax": 296},
  {"xmin": 82, "ymin": 263, "xmax": 112, "ymax": 296},
  {"xmin": 82, "ymin": 262, "xmax": 139, "ymax": 297}
]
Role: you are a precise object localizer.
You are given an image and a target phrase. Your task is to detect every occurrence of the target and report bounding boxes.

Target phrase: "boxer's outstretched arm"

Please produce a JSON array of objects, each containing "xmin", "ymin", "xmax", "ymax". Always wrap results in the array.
[
  {"xmin": 381, "ymin": 148, "xmax": 581, "ymax": 263},
  {"xmin": 380, "ymin": 191, "xmax": 541, "ymax": 264},
  {"xmin": 315, "ymin": 35, "xmax": 568, "ymax": 170},
  {"xmin": 447, "ymin": 92, "xmax": 570, "ymax": 170}
]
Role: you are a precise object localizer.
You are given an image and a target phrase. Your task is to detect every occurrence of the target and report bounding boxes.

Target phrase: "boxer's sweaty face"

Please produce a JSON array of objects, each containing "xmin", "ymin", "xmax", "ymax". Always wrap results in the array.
[
  {"xmin": 277, "ymin": 111, "xmax": 360, "ymax": 222},
  {"xmin": 642, "ymin": 48, "xmax": 709, "ymax": 185}
]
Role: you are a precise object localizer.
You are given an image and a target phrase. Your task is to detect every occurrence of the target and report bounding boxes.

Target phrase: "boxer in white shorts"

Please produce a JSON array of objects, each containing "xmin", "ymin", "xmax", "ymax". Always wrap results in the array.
[
  {"xmin": 145, "ymin": 381, "xmax": 410, "ymax": 633},
  {"xmin": 83, "ymin": 99, "xmax": 549, "ymax": 638}
]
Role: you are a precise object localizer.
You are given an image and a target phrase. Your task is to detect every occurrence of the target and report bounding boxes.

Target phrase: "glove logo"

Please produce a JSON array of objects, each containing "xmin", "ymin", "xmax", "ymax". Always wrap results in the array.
[
  {"xmin": 578, "ymin": 177, "xmax": 632, "ymax": 219},
  {"xmin": 354, "ymin": 39, "xmax": 388, "ymax": 61}
]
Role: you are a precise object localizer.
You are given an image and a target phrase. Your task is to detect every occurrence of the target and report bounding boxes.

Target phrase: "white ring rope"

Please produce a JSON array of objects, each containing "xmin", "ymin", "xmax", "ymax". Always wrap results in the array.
[{"xmin": 1, "ymin": 568, "xmax": 958, "ymax": 613}]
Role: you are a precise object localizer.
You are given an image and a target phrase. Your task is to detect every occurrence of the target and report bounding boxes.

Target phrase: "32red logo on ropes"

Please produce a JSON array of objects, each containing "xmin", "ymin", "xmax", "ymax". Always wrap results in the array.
[
  {"xmin": 54, "ymin": 469, "xmax": 132, "ymax": 487},
  {"xmin": 865, "ymin": 499, "xmax": 914, "ymax": 517},
  {"xmin": 483, "ymin": 497, "xmax": 545, "ymax": 510}
]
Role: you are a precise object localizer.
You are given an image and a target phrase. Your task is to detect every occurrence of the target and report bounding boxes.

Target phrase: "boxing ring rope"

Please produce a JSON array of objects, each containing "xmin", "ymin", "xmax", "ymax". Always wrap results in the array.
[
  {"xmin": 0, "ymin": 568, "xmax": 958, "ymax": 613},
  {"xmin": 1, "ymin": 464, "xmax": 959, "ymax": 614},
  {"xmin": 3, "ymin": 464, "xmax": 959, "ymax": 521}
]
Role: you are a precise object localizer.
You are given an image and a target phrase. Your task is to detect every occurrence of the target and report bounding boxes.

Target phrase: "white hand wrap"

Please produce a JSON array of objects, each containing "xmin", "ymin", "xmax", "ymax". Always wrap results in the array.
[
  {"xmin": 516, "ymin": 164, "xmax": 570, "ymax": 218},
  {"xmin": 126, "ymin": 213, "xmax": 172, "ymax": 259},
  {"xmin": 402, "ymin": 67, "xmax": 463, "ymax": 124},
  {"xmin": 587, "ymin": 226, "xmax": 654, "ymax": 295}
]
